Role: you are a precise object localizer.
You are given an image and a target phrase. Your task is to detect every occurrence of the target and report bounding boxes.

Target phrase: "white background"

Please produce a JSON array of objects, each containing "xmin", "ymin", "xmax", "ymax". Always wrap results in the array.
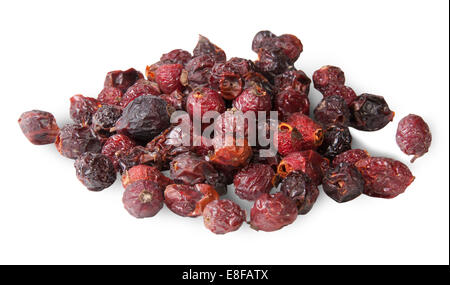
[{"xmin": 0, "ymin": 0, "xmax": 448, "ymax": 265}]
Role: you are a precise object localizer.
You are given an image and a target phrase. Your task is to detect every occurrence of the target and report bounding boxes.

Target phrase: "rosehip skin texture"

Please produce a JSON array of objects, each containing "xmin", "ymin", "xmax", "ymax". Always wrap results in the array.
[
  {"xmin": 101, "ymin": 134, "xmax": 136, "ymax": 169},
  {"xmin": 275, "ymin": 88, "xmax": 310, "ymax": 121},
  {"xmin": 97, "ymin": 86, "xmax": 123, "ymax": 107},
  {"xmin": 155, "ymin": 64, "xmax": 187, "ymax": 94},
  {"xmin": 74, "ymin": 152, "xmax": 117, "ymax": 191},
  {"xmin": 313, "ymin": 65, "xmax": 345, "ymax": 92},
  {"xmin": 55, "ymin": 124, "xmax": 102, "ymax": 159},
  {"xmin": 122, "ymin": 180, "xmax": 164, "ymax": 218},
  {"xmin": 164, "ymin": 184, "xmax": 219, "ymax": 217},
  {"xmin": 322, "ymin": 163, "xmax": 364, "ymax": 203},
  {"xmin": 396, "ymin": 114, "xmax": 431, "ymax": 162},
  {"xmin": 186, "ymin": 87, "xmax": 226, "ymax": 119},
  {"xmin": 69, "ymin": 94, "xmax": 100, "ymax": 126},
  {"xmin": 280, "ymin": 171, "xmax": 319, "ymax": 215},
  {"xmin": 350, "ymin": 94, "xmax": 394, "ymax": 131},
  {"xmin": 318, "ymin": 125, "xmax": 352, "ymax": 160},
  {"xmin": 104, "ymin": 68, "xmax": 144, "ymax": 93},
  {"xmin": 314, "ymin": 95, "xmax": 351, "ymax": 126},
  {"xmin": 92, "ymin": 105, "xmax": 123, "ymax": 137},
  {"xmin": 250, "ymin": 193, "xmax": 298, "ymax": 232},
  {"xmin": 122, "ymin": 164, "xmax": 172, "ymax": 189},
  {"xmin": 355, "ymin": 157, "xmax": 415, "ymax": 198},
  {"xmin": 233, "ymin": 163, "xmax": 275, "ymax": 201},
  {"xmin": 277, "ymin": 150, "xmax": 330, "ymax": 185},
  {"xmin": 203, "ymin": 200, "xmax": 246, "ymax": 234},
  {"xmin": 18, "ymin": 110, "xmax": 59, "ymax": 145},
  {"xmin": 332, "ymin": 149, "xmax": 370, "ymax": 167}
]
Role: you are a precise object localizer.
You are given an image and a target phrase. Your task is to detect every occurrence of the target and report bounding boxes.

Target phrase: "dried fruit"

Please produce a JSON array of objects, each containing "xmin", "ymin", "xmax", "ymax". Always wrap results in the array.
[
  {"xmin": 122, "ymin": 180, "xmax": 164, "ymax": 218},
  {"xmin": 160, "ymin": 49, "xmax": 192, "ymax": 66},
  {"xmin": 314, "ymin": 95, "xmax": 351, "ymax": 126},
  {"xmin": 274, "ymin": 69, "xmax": 311, "ymax": 95},
  {"xmin": 55, "ymin": 124, "xmax": 102, "ymax": 159},
  {"xmin": 350, "ymin": 94, "xmax": 394, "ymax": 131},
  {"xmin": 322, "ymin": 85, "xmax": 357, "ymax": 105},
  {"xmin": 252, "ymin": 30, "xmax": 276, "ymax": 52},
  {"xmin": 233, "ymin": 163, "xmax": 275, "ymax": 201},
  {"xmin": 275, "ymin": 122, "xmax": 303, "ymax": 156},
  {"xmin": 232, "ymin": 85, "xmax": 272, "ymax": 114},
  {"xmin": 92, "ymin": 105, "xmax": 122, "ymax": 137},
  {"xmin": 332, "ymin": 149, "xmax": 370, "ymax": 167},
  {"xmin": 74, "ymin": 152, "xmax": 116, "ymax": 191},
  {"xmin": 104, "ymin": 68, "xmax": 144, "ymax": 93},
  {"xmin": 18, "ymin": 110, "xmax": 59, "ymax": 145},
  {"xmin": 318, "ymin": 125, "xmax": 352, "ymax": 160},
  {"xmin": 322, "ymin": 163, "xmax": 364, "ymax": 203},
  {"xmin": 97, "ymin": 87, "xmax": 123, "ymax": 106},
  {"xmin": 203, "ymin": 199, "xmax": 246, "ymax": 234},
  {"xmin": 120, "ymin": 79, "xmax": 161, "ymax": 108},
  {"xmin": 275, "ymin": 88, "xmax": 310, "ymax": 121},
  {"xmin": 193, "ymin": 35, "xmax": 226, "ymax": 62},
  {"xmin": 210, "ymin": 136, "xmax": 253, "ymax": 171},
  {"xmin": 277, "ymin": 150, "xmax": 329, "ymax": 185},
  {"xmin": 115, "ymin": 146, "xmax": 154, "ymax": 173},
  {"xmin": 312, "ymin": 65, "xmax": 345, "ymax": 93},
  {"xmin": 286, "ymin": 113, "xmax": 324, "ymax": 151},
  {"xmin": 122, "ymin": 164, "xmax": 172, "ymax": 189},
  {"xmin": 355, "ymin": 157, "xmax": 415, "ymax": 198},
  {"xmin": 101, "ymin": 134, "xmax": 136, "ymax": 169},
  {"xmin": 250, "ymin": 193, "xmax": 298, "ymax": 232},
  {"xmin": 186, "ymin": 87, "xmax": 226, "ymax": 119},
  {"xmin": 214, "ymin": 108, "xmax": 250, "ymax": 138},
  {"xmin": 396, "ymin": 114, "xmax": 431, "ymax": 162},
  {"xmin": 155, "ymin": 64, "xmax": 188, "ymax": 94},
  {"xmin": 164, "ymin": 184, "xmax": 219, "ymax": 217},
  {"xmin": 114, "ymin": 95, "xmax": 172, "ymax": 142},
  {"xmin": 69, "ymin": 94, "xmax": 101, "ymax": 126},
  {"xmin": 185, "ymin": 55, "xmax": 216, "ymax": 87},
  {"xmin": 280, "ymin": 171, "xmax": 319, "ymax": 214}
]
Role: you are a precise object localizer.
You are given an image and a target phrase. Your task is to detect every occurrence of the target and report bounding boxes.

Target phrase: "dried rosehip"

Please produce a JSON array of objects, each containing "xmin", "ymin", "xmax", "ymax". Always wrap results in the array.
[
  {"xmin": 74, "ymin": 152, "xmax": 116, "ymax": 191},
  {"xmin": 160, "ymin": 90, "xmax": 185, "ymax": 110},
  {"xmin": 355, "ymin": 157, "xmax": 415, "ymax": 198},
  {"xmin": 252, "ymin": 30, "xmax": 276, "ymax": 52},
  {"xmin": 272, "ymin": 34, "xmax": 303, "ymax": 65},
  {"xmin": 55, "ymin": 124, "xmax": 102, "ymax": 159},
  {"xmin": 232, "ymin": 85, "xmax": 272, "ymax": 114},
  {"xmin": 160, "ymin": 49, "xmax": 192, "ymax": 66},
  {"xmin": 114, "ymin": 95, "xmax": 172, "ymax": 142},
  {"xmin": 170, "ymin": 152, "xmax": 227, "ymax": 195},
  {"xmin": 274, "ymin": 69, "xmax": 311, "ymax": 95},
  {"xmin": 101, "ymin": 134, "xmax": 136, "ymax": 169},
  {"xmin": 275, "ymin": 123, "xmax": 303, "ymax": 156},
  {"xmin": 332, "ymin": 149, "xmax": 370, "ymax": 167},
  {"xmin": 312, "ymin": 65, "xmax": 345, "ymax": 93},
  {"xmin": 203, "ymin": 199, "xmax": 246, "ymax": 234},
  {"xmin": 97, "ymin": 87, "xmax": 123, "ymax": 106},
  {"xmin": 314, "ymin": 95, "xmax": 351, "ymax": 126},
  {"xmin": 350, "ymin": 94, "xmax": 394, "ymax": 131},
  {"xmin": 255, "ymin": 47, "xmax": 290, "ymax": 76},
  {"xmin": 69, "ymin": 95, "xmax": 101, "ymax": 126},
  {"xmin": 92, "ymin": 105, "xmax": 122, "ymax": 137},
  {"xmin": 122, "ymin": 164, "xmax": 172, "ymax": 189},
  {"xmin": 250, "ymin": 193, "xmax": 298, "ymax": 232},
  {"xmin": 116, "ymin": 146, "xmax": 154, "ymax": 173},
  {"xmin": 396, "ymin": 114, "xmax": 432, "ymax": 162},
  {"xmin": 193, "ymin": 35, "xmax": 226, "ymax": 62},
  {"xmin": 210, "ymin": 136, "xmax": 253, "ymax": 170},
  {"xmin": 233, "ymin": 163, "xmax": 275, "ymax": 201},
  {"xmin": 277, "ymin": 150, "xmax": 329, "ymax": 185},
  {"xmin": 322, "ymin": 163, "xmax": 364, "ymax": 203},
  {"xmin": 211, "ymin": 72, "xmax": 242, "ymax": 100},
  {"xmin": 104, "ymin": 68, "xmax": 144, "ymax": 93},
  {"xmin": 164, "ymin": 184, "xmax": 219, "ymax": 217},
  {"xmin": 322, "ymin": 85, "xmax": 357, "ymax": 105},
  {"xmin": 280, "ymin": 171, "xmax": 319, "ymax": 214},
  {"xmin": 122, "ymin": 180, "xmax": 164, "ymax": 218},
  {"xmin": 251, "ymin": 151, "xmax": 281, "ymax": 172},
  {"xmin": 120, "ymin": 79, "xmax": 161, "ymax": 108},
  {"xmin": 214, "ymin": 108, "xmax": 250, "ymax": 138},
  {"xmin": 18, "ymin": 110, "xmax": 59, "ymax": 145},
  {"xmin": 318, "ymin": 125, "xmax": 352, "ymax": 160},
  {"xmin": 155, "ymin": 64, "xmax": 188, "ymax": 94},
  {"xmin": 243, "ymin": 72, "xmax": 274, "ymax": 96},
  {"xmin": 275, "ymin": 88, "xmax": 310, "ymax": 121},
  {"xmin": 287, "ymin": 113, "xmax": 324, "ymax": 151},
  {"xmin": 185, "ymin": 55, "xmax": 216, "ymax": 87},
  {"xmin": 186, "ymin": 87, "xmax": 226, "ymax": 119}
]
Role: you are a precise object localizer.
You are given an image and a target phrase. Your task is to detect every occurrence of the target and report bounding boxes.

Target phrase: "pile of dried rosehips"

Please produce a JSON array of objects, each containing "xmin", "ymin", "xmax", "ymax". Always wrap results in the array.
[{"xmin": 18, "ymin": 31, "xmax": 431, "ymax": 234}]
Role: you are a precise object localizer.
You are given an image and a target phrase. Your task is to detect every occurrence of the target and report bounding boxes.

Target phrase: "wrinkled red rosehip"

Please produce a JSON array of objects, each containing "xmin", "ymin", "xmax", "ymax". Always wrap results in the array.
[
  {"xmin": 233, "ymin": 163, "xmax": 275, "ymax": 201},
  {"xmin": 280, "ymin": 171, "xmax": 319, "ymax": 214},
  {"xmin": 122, "ymin": 180, "xmax": 164, "ymax": 218},
  {"xmin": 396, "ymin": 114, "xmax": 431, "ymax": 162},
  {"xmin": 122, "ymin": 164, "xmax": 172, "ymax": 190},
  {"xmin": 18, "ymin": 110, "xmax": 59, "ymax": 145},
  {"xmin": 101, "ymin": 134, "xmax": 136, "ymax": 169},
  {"xmin": 74, "ymin": 152, "xmax": 117, "ymax": 191},
  {"xmin": 164, "ymin": 184, "xmax": 219, "ymax": 217},
  {"xmin": 203, "ymin": 199, "xmax": 246, "ymax": 234}
]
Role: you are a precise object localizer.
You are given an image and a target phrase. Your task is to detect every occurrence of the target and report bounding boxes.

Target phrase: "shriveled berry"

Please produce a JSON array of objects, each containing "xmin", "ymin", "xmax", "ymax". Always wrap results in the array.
[
  {"xmin": 286, "ymin": 113, "xmax": 324, "ymax": 151},
  {"xmin": 312, "ymin": 65, "xmax": 345, "ymax": 92},
  {"xmin": 122, "ymin": 164, "xmax": 172, "ymax": 189},
  {"xmin": 350, "ymin": 94, "xmax": 394, "ymax": 131},
  {"xmin": 55, "ymin": 124, "xmax": 102, "ymax": 159},
  {"xmin": 185, "ymin": 55, "xmax": 216, "ymax": 87},
  {"xmin": 243, "ymin": 72, "xmax": 274, "ymax": 96},
  {"xmin": 122, "ymin": 180, "xmax": 164, "ymax": 218},
  {"xmin": 214, "ymin": 108, "xmax": 250, "ymax": 138},
  {"xmin": 277, "ymin": 150, "xmax": 329, "ymax": 185},
  {"xmin": 252, "ymin": 30, "xmax": 276, "ymax": 52},
  {"xmin": 92, "ymin": 105, "xmax": 122, "ymax": 136},
  {"xmin": 115, "ymin": 146, "xmax": 154, "ymax": 173},
  {"xmin": 164, "ymin": 184, "xmax": 219, "ymax": 217},
  {"xmin": 155, "ymin": 64, "xmax": 188, "ymax": 94},
  {"xmin": 203, "ymin": 200, "xmax": 246, "ymax": 234},
  {"xmin": 104, "ymin": 68, "xmax": 144, "ymax": 93},
  {"xmin": 322, "ymin": 163, "xmax": 364, "ymax": 203},
  {"xmin": 274, "ymin": 69, "xmax": 311, "ymax": 95},
  {"xmin": 250, "ymin": 193, "xmax": 298, "ymax": 232},
  {"xmin": 314, "ymin": 95, "xmax": 351, "ymax": 126},
  {"xmin": 272, "ymin": 34, "xmax": 303, "ymax": 65},
  {"xmin": 114, "ymin": 95, "xmax": 172, "ymax": 142},
  {"xmin": 18, "ymin": 110, "xmax": 59, "ymax": 145},
  {"xmin": 160, "ymin": 90, "xmax": 185, "ymax": 110},
  {"xmin": 396, "ymin": 114, "xmax": 432, "ymax": 162},
  {"xmin": 280, "ymin": 171, "xmax": 319, "ymax": 214},
  {"xmin": 186, "ymin": 87, "xmax": 226, "ymax": 119},
  {"xmin": 255, "ymin": 47, "xmax": 290, "ymax": 76},
  {"xmin": 355, "ymin": 157, "xmax": 415, "ymax": 198},
  {"xmin": 210, "ymin": 136, "xmax": 253, "ymax": 170},
  {"xmin": 74, "ymin": 152, "xmax": 116, "ymax": 191},
  {"xmin": 275, "ymin": 122, "xmax": 303, "ymax": 156},
  {"xmin": 322, "ymin": 85, "xmax": 357, "ymax": 105},
  {"xmin": 69, "ymin": 94, "xmax": 101, "ymax": 126},
  {"xmin": 333, "ymin": 149, "xmax": 370, "ymax": 167},
  {"xmin": 209, "ymin": 63, "xmax": 243, "ymax": 100},
  {"xmin": 120, "ymin": 79, "xmax": 161, "ymax": 108},
  {"xmin": 233, "ymin": 163, "xmax": 275, "ymax": 201},
  {"xmin": 101, "ymin": 134, "xmax": 136, "ymax": 169},
  {"xmin": 232, "ymin": 85, "xmax": 272, "ymax": 114},
  {"xmin": 193, "ymin": 35, "xmax": 226, "ymax": 62},
  {"xmin": 160, "ymin": 49, "xmax": 192, "ymax": 66},
  {"xmin": 318, "ymin": 125, "xmax": 352, "ymax": 160},
  {"xmin": 275, "ymin": 88, "xmax": 310, "ymax": 121},
  {"xmin": 97, "ymin": 86, "xmax": 123, "ymax": 106}
]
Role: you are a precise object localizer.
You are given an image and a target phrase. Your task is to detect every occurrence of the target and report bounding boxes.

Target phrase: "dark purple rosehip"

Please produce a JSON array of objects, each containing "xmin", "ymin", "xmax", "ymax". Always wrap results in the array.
[
  {"xmin": 280, "ymin": 171, "xmax": 319, "ymax": 215},
  {"xmin": 18, "ymin": 110, "xmax": 59, "ymax": 145},
  {"xmin": 322, "ymin": 163, "xmax": 364, "ymax": 203},
  {"xmin": 74, "ymin": 152, "xmax": 117, "ymax": 191}
]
